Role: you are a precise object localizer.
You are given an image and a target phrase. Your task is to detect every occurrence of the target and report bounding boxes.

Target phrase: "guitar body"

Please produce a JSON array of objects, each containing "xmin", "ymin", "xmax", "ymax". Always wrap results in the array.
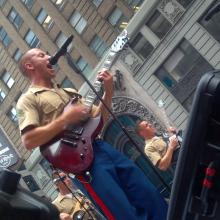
[{"xmin": 40, "ymin": 115, "xmax": 103, "ymax": 174}]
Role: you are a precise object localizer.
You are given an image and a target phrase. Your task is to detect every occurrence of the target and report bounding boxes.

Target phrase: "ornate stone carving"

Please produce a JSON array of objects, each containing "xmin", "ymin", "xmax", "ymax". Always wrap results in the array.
[
  {"xmin": 109, "ymin": 96, "xmax": 164, "ymax": 133},
  {"xmin": 158, "ymin": 0, "xmax": 185, "ymax": 24},
  {"xmin": 119, "ymin": 47, "xmax": 143, "ymax": 75},
  {"xmin": 113, "ymin": 69, "xmax": 126, "ymax": 91}
]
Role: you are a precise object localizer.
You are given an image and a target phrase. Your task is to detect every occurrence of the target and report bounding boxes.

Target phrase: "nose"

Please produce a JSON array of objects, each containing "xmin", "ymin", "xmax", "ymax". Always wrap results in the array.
[
  {"xmin": 45, "ymin": 51, "xmax": 51, "ymax": 58},
  {"xmin": 47, "ymin": 55, "xmax": 52, "ymax": 64},
  {"xmin": 47, "ymin": 54, "xmax": 51, "ymax": 59}
]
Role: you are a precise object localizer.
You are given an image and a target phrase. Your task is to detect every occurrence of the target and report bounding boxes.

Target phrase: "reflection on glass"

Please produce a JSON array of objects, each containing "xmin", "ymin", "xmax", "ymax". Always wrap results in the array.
[
  {"xmin": 147, "ymin": 10, "xmax": 172, "ymax": 39},
  {"xmin": 103, "ymin": 114, "xmax": 173, "ymax": 197}
]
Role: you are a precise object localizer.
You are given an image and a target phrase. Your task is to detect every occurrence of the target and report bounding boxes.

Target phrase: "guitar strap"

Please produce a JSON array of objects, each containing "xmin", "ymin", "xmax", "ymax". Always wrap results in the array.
[
  {"xmin": 77, "ymin": 175, "xmax": 115, "ymax": 220},
  {"xmin": 50, "ymin": 80, "xmax": 81, "ymax": 101}
]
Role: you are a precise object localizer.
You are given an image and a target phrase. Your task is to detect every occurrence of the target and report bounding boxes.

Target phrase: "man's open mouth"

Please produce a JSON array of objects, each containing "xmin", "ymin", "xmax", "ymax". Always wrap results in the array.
[{"xmin": 47, "ymin": 63, "xmax": 53, "ymax": 69}]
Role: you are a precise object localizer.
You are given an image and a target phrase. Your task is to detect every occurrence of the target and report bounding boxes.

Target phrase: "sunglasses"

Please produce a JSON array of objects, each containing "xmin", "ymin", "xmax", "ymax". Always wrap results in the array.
[{"xmin": 53, "ymin": 175, "xmax": 67, "ymax": 184}]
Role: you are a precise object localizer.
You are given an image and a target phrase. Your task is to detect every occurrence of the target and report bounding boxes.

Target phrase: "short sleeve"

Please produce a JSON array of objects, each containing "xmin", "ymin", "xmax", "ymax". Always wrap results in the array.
[{"xmin": 16, "ymin": 93, "xmax": 40, "ymax": 132}]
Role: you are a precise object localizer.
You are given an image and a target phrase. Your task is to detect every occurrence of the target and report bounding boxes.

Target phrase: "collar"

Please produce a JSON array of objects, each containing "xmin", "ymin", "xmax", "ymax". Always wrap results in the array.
[
  {"xmin": 28, "ymin": 85, "xmax": 81, "ymax": 98},
  {"xmin": 56, "ymin": 193, "xmax": 66, "ymax": 202},
  {"xmin": 28, "ymin": 85, "xmax": 57, "ymax": 94},
  {"xmin": 145, "ymin": 136, "xmax": 160, "ymax": 144},
  {"xmin": 56, "ymin": 192, "xmax": 74, "ymax": 202}
]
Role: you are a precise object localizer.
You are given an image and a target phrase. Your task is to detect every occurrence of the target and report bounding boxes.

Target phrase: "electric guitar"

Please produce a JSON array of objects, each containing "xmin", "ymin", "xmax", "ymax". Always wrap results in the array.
[
  {"xmin": 40, "ymin": 30, "xmax": 129, "ymax": 174},
  {"xmin": 158, "ymin": 99, "xmax": 183, "ymax": 143}
]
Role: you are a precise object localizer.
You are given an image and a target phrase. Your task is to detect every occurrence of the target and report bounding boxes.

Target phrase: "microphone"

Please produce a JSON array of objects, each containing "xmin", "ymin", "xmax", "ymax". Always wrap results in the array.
[
  {"xmin": 49, "ymin": 35, "xmax": 73, "ymax": 65},
  {"xmin": 205, "ymin": 2, "xmax": 220, "ymax": 21}
]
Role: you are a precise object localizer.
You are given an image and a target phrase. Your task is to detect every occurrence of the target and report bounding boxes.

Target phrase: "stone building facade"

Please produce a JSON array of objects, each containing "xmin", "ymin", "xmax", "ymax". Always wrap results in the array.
[{"xmin": 117, "ymin": 0, "xmax": 218, "ymax": 131}]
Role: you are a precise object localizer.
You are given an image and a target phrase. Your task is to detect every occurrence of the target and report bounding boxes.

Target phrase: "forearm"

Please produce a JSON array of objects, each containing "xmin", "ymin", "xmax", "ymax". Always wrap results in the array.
[
  {"xmin": 100, "ymin": 88, "xmax": 113, "ymax": 123},
  {"xmin": 21, "ymin": 103, "xmax": 91, "ymax": 150},
  {"xmin": 22, "ymin": 116, "xmax": 67, "ymax": 150},
  {"xmin": 93, "ymin": 88, "xmax": 113, "ymax": 122},
  {"xmin": 158, "ymin": 147, "xmax": 174, "ymax": 171},
  {"xmin": 93, "ymin": 70, "xmax": 113, "ymax": 123}
]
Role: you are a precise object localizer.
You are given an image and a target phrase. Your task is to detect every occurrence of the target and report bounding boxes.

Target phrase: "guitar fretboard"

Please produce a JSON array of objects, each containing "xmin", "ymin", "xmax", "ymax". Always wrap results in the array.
[
  {"xmin": 84, "ymin": 80, "xmax": 102, "ymax": 109},
  {"xmin": 84, "ymin": 50, "xmax": 118, "ymax": 110},
  {"xmin": 102, "ymin": 51, "xmax": 117, "ymax": 70}
]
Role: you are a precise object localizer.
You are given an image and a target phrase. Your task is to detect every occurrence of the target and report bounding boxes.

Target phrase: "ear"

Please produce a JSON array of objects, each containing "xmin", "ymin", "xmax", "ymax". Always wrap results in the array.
[
  {"xmin": 54, "ymin": 183, "xmax": 59, "ymax": 190},
  {"xmin": 25, "ymin": 62, "xmax": 34, "ymax": 71},
  {"xmin": 138, "ymin": 130, "xmax": 143, "ymax": 137}
]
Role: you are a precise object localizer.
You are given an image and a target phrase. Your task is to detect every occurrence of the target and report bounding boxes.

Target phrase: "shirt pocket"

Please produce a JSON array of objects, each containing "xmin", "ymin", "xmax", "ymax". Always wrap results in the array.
[{"xmin": 40, "ymin": 99, "xmax": 65, "ymax": 125}]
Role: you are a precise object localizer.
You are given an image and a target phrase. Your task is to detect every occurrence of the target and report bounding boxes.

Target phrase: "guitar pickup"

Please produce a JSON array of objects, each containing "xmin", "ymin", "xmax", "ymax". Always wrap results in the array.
[
  {"xmin": 64, "ymin": 132, "xmax": 80, "ymax": 140},
  {"xmin": 61, "ymin": 138, "xmax": 78, "ymax": 148}
]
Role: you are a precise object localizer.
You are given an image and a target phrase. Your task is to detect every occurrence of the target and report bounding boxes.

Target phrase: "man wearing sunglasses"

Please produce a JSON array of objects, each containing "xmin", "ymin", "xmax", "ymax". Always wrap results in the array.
[
  {"xmin": 136, "ymin": 120, "xmax": 179, "ymax": 171},
  {"xmin": 52, "ymin": 171, "xmax": 104, "ymax": 220}
]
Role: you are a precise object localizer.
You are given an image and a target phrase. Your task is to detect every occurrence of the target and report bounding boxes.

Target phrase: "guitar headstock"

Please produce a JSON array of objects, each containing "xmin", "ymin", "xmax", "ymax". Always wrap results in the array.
[{"xmin": 111, "ymin": 29, "xmax": 129, "ymax": 52}]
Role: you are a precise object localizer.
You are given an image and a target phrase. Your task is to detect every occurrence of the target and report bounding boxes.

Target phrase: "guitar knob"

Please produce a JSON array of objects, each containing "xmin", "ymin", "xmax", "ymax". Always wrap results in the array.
[
  {"xmin": 72, "ymin": 142, "xmax": 78, "ymax": 147},
  {"xmin": 74, "ymin": 135, "xmax": 80, "ymax": 140},
  {"xmin": 81, "ymin": 138, "xmax": 86, "ymax": 144},
  {"xmin": 80, "ymin": 153, "xmax": 85, "ymax": 160},
  {"xmin": 84, "ymin": 146, "xmax": 88, "ymax": 151}
]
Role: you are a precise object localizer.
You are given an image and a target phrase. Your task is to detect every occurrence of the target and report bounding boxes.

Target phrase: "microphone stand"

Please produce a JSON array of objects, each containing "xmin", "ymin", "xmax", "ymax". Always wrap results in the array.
[{"xmin": 64, "ymin": 52, "xmax": 171, "ymax": 193}]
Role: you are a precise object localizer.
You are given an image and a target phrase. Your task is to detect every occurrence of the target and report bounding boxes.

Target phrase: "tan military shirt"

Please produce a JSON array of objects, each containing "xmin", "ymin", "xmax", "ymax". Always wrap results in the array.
[
  {"xmin": 52, "ymin": 192, "xmax": 99, "ymax": 219},
  {"xmin": 16, "ymin": 85, "xmax": 98, "ymax": 133},
  {"xmin": 52, "ymin": 193, "xmax": 78, "ymax": 216},
  {"xmin": 144, "ymin": 136, "xmax": 167, "ymax": 166}
]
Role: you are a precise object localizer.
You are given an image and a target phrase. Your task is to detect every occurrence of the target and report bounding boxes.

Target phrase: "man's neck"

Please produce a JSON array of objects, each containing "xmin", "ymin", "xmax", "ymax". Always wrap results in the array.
[
  {"xmin": 30, "ymin": 76, "xmax": 55, "ymax": 88},
  {"xmin": 145, "ymin": 134, "xmax": 155, "ymax": 140},
  {"xmin": 31, "ymin": 81, "xmax": 53, "ymax": 89},
  {"xmin": 59, "ymin": 188, "xmax": 71, "ymax": 196}
]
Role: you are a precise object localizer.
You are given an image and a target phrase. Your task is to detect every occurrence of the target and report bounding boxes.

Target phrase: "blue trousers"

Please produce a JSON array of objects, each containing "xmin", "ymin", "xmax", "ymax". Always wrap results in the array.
[{"xmin": 74, "ymin": 140, "xmax": 168, "ymax": 220}]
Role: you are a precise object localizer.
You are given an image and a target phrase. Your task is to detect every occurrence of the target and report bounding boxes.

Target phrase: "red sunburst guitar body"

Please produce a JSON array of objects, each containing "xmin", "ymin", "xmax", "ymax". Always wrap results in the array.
[{"xmin": 40, "ymin": 114, "xmax": 103, "ymax": 174}]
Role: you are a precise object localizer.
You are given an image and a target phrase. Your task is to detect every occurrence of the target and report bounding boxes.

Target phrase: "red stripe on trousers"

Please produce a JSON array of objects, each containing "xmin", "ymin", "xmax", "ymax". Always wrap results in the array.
[{"xmin": 77, "ymin": 175, "xmax": 115, "ymax": 220}]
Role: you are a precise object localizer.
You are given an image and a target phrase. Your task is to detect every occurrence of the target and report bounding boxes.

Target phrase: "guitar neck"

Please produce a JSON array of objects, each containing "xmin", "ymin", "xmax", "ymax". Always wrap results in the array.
[
  {"xmin": 84, "ymin": 50, "xmax": 118, "ymax": 109},
  {"xmin": 84, "ymin": 80, "xmax": 102, "ymax": 110},
  {"xmin": 102, "ymin": 50, "xmax": 118, "ymax": 70}
]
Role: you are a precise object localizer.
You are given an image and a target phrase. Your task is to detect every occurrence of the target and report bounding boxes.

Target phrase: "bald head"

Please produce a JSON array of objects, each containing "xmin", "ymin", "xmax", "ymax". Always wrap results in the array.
[
  {"xmin": 19, "ymin": 48, "xmax": 38, "ymax": 77},
  {"xmin": 136, "ymin": 120, "xmax": 156, "ymax": 139}
]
